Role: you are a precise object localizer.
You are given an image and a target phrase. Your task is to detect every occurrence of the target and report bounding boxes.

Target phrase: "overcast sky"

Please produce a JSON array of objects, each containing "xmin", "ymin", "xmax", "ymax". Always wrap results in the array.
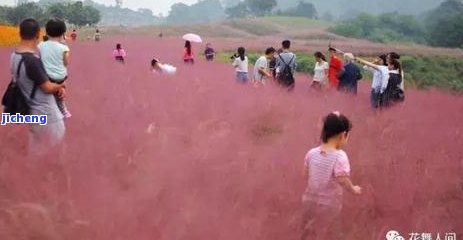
[{"xmin": 0, "ymin": 0, "xmax": 199, "ymax": 15}]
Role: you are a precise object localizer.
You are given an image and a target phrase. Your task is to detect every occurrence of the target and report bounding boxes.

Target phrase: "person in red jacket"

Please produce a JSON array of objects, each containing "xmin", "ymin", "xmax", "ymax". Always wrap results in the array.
[
  {"xmin": 328, "ymin": 47, "xmax": 342, "ymax": 89},
  {"xmin": 183, "ymin": 40, "xmax": 194, "ymax": 64},
  {"xmin": 70, "ymin": 29, "xmax": 77, "ymax": 41}
]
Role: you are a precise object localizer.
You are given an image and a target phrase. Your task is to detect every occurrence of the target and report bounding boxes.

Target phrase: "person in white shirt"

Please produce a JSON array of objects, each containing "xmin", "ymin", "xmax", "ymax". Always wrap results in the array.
[
  {"xmin": 232, "ymin": 47, "xmax": 249, "ymax": 83},
  {"xmin": 150, "ymin": 58, "xmax": 177, "ymax": 75},
  {"xmin": 252, "ymin": 47, "xmax": 276, "ymax": 87},
  {"xmin": 355, "ymin": 54, "xmax": 389, "ymax": 108},
  {"xmin": 312, "ymin": 51, "xmax": 329, "ymax": 89}
]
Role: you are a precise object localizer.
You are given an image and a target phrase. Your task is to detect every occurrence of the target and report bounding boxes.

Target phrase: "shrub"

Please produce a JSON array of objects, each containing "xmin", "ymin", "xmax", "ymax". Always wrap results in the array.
[
  {"xmin": 330, "ymin": 12, "xmax": 426, "ymax": 44},
  {"xmin": 0, "ymin": 25, "xmax": 20, "ymax": 47},
  {"xmin": 0, "ymin": 25, "xmax": 45, "ymax": 47}
]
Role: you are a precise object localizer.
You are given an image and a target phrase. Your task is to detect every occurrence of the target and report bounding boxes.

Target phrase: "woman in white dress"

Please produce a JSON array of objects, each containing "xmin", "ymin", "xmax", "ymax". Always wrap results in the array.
[{"xmin": 312, "ymin": 51, "xmax": 329, "ymax": 89}]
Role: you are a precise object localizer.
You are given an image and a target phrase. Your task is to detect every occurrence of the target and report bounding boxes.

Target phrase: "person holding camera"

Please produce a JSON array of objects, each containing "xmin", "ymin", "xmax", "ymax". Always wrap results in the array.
[
  {"xmin": 232, "ymin": 47, "xmax": 249, "ymax": 83},
  {"xmin": 253, "ymin": 47, "xmax": 276, "ymax": 87}
]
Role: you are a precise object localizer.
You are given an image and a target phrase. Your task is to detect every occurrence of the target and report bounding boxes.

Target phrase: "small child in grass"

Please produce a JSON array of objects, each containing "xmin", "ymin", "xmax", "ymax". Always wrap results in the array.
[
  {"xmin": 301, "ymin": 111, "xmax": 362, "ymax": 240},
  {"xmin": 113, "ymin": 43, "xmax": 126, "ymax": 63}
]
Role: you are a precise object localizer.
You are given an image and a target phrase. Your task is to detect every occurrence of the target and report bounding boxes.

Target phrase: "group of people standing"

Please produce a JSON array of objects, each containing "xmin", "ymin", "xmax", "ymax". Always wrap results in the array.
[
  {"xmin": 313, "ymin": 48, "xmax": 362, "ymax": 94},
  {"xmin": 228, "ymin": 39, "xmax": 405, "ymax": 109},
  {"xmin": 231, "ymin": 40, "xmax": 297, "ymax": 89}
]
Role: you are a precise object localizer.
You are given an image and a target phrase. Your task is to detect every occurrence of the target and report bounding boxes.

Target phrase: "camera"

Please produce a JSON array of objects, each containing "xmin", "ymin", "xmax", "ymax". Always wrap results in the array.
[{"xmin": 230, "ymin": 53, "xmax": 239, "ymax": 59}]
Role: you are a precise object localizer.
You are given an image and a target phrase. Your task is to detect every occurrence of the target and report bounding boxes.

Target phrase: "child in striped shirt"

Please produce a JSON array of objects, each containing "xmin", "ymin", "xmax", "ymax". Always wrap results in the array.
[{"xmin": 301, "ymin": 111, "xmax": 362, "ymax": 240}]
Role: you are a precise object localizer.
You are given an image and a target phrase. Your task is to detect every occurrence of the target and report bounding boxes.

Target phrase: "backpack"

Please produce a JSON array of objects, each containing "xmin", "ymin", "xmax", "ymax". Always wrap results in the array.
[
  {"xmin": 277, "ymin": 54, "xmax": 295, "ymax": 86},
  {"xmin": 2, "ymin": 57, "xmax": 37, "ymax": 115}
]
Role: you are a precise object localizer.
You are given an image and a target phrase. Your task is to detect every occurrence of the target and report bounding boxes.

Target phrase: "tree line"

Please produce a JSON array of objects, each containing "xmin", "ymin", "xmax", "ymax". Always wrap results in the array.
[
  {"xmin": 165, "ymin": 0, "xmax": 317, "ymax": 24},
  {"xmin": 224, "ymin": 0, "xmax": 317, "ymax": 18},
  {"xmin": 330, "ymin": 0, "xmax": 463, "ymax": 48},
  {"xmin": 0, "ymin": 1, "xmax": 100, "ymax": 27}
]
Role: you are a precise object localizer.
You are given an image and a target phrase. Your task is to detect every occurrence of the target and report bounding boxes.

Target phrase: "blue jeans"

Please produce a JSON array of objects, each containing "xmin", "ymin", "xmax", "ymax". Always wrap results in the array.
[
  {"xmin": 236, "ymin": 72, "xmax": 248, "ymax": 83},
  {"xmin": 370, "ymin": 89, "xmax": 382, "ymax": 108}
]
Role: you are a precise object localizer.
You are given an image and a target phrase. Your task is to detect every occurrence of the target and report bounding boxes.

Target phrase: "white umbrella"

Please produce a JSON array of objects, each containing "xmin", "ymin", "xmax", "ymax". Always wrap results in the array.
[{"xmin": 182, "ymin": 33, "xmax": 202, "ymax": 43}]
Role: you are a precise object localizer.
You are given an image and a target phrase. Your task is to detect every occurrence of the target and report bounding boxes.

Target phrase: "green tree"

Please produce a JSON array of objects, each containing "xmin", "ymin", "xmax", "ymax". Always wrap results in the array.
[
  {"xmin": 166, "ymin": 3, "xmax": 194, "ymax": 24},
  {"xmin": 427, "ymin": 14, "xmax": 463, "ymax": 48},
  {"xmin": 245, "ymin": 0, "xmax": 276, "ymax": 16},
  {"xmin": 0, "ymin": 6, "xmax": 11, "ymax": 24},
  {"xmin": 378, "ymin": 13, "xmax": 426, "ymax": 42},
  {"xmin": 221, "ymin": 0, "xmax": 242, "ymax": 8},
  {"xmin": 46, "ymin": 3, "xmax": 69, "ymax": 20},
  {"xmin": 67, "ymin": 1, "xmax": 100, "ymax": 26},
  {"xmin": 330, "ymin": 12, "xmax": 427, "ymax": 44},
  {"xmin": 225, "ymin": 2, "xmax": 249, "ymax": 18},
  {"xmin": 425, "ymin": 0, "xmax": 463, "ymax": 47},
  {"xmin": 195, "ymin": 0, "xmax": 225, "ymax": 22},
  {"xmin": 281, "ymin": 1, "xmax": 317, "ymax": 18},
  {"xmin": 138, "ymin": 8, "xmax": 153, "ymax": 17},
  {"xmin": 167, "ymin": 0, "xmax": 224, "ymax": 24},
  {"xmin": 6, "ymin": 2, "xmax": 47, "ymax": 25},
  {"xmin": 84, "ymin": 5, "xmax": 101, "ymax": 25}
]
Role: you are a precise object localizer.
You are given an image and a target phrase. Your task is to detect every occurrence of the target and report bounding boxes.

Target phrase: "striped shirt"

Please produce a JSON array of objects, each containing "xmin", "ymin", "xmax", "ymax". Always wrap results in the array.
[{"xmin": 303, "ymin": 147, "xmax": 351, "ymax": 207}]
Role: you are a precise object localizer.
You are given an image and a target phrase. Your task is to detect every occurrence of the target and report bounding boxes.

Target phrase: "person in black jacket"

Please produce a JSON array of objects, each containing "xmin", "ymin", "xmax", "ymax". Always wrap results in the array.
[
  {"xmin": 382, "ymin": 58, "xmax": 403, "ymax": 107},
  {"xmin": 338, "ymin": 53, "xmax": 362, "ymax": 94}
]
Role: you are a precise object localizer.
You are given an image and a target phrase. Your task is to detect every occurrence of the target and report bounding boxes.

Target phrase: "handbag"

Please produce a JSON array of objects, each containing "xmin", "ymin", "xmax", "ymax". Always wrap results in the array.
[{"xmin": 2, "ymin": 57, "xmax": 37, "ymax": 115}]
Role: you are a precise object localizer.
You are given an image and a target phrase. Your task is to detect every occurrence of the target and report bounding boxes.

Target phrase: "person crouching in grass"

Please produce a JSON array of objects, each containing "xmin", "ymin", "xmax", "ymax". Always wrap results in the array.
[{"xmin": 301, "ymin": 112, "xmax": 362, "ymax": 240}]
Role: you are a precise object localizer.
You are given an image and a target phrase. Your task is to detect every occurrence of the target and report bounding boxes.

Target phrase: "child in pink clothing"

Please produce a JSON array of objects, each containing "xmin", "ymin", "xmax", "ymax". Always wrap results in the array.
[
  {"xmin": 301, "ymin": 111, "xmax": 362, "ymax": 240},
  {"xmin": 113, "ymin": 43, "xmax": 126, "ymax": 63}
]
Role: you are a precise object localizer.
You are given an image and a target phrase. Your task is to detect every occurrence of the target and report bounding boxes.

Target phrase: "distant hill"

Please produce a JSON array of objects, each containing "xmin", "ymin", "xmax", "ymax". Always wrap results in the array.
[
  {"xmin": 276, "ymin": 0, "xmax": 445, "ymax": 18},
  {"xmin": 37, "ymin": 0, "xmax": 161, "ymax": 26}
]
